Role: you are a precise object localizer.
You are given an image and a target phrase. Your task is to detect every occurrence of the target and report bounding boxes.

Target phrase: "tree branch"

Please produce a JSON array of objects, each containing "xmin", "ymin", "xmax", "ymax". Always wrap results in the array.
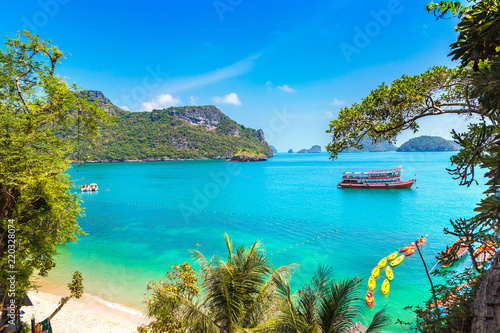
[
  {"xmin": 16, "ymin": 68, "xmax": 32, "ymax": 111},
  {"xmin": 371, "ymin": 108, "xmax": 483, "ymax": 135}
]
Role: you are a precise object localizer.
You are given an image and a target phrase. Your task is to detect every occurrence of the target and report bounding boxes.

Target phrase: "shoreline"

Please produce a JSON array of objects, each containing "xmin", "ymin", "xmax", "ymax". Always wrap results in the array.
[
  {"xmin": 24, "ymin": 279, "xmax": 150, "ymax": 333},
  {"xmin": 70, "ymin": 155, "xmax": 274, "ymax": 163}
]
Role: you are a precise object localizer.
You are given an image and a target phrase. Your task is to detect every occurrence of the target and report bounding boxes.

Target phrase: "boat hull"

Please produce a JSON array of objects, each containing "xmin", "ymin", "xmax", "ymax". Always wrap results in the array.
[
  {"xmin": 390, "ymin": 255, "xmax": 405, "ymax": 267},
  {"xmin": 385, "ymin": 266, "xmax": 394, "ymax": 281},
  {"xmin": 368, "ymin": 276, "xmax": 376, "ymax": 290},
  {"xmin": 365, "ymin": 291, "xmax": 375, "ymax": 308},
  {"xmin": 387, "ymin": 251, "xmax": 398, "ymax": 260},
  {"xmin": 338, "ymin": 179, "xmax": 416, "ymax": 189},
  {"xmin": 381, "ymin": 279, "xmax": 390, "ymax": 295}
]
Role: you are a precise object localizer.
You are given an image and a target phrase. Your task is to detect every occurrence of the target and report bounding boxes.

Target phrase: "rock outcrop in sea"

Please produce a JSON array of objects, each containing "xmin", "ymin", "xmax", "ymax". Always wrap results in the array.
[{"xmin": 230, "ymin": 154, "xmax": 267, "ymax": 162}]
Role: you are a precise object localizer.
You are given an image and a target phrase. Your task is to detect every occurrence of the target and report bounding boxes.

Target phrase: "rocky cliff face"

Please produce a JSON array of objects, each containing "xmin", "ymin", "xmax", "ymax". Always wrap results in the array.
[
  {"xmin": 472, "ymin": 252, "xmax": 500, "ymax": 332},
  {"xmin": 164, "ymin": 105, "xmax": 222, "ymax": 131},
  {"xmin": 81, "ymin": 90, "xmax": 121, "ymax": 116},
  {"xmin": 230, "ymin": 154, "xmax": 267, "ymax": 162}
]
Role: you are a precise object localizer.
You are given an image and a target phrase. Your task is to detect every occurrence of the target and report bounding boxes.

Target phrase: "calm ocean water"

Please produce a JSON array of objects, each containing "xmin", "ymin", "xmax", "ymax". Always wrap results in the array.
[{"xmin": 46, "ymin": 152, "xmax": 486, "ymax": 331}]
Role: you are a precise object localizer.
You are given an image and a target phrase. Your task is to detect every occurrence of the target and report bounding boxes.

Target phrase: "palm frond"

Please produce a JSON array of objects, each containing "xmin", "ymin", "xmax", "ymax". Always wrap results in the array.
[
  {"xmin": 365, "ymin": 307, "xmax": 390, "ymax": 333},
  {"xmin": 179, "ymin": 296, "xmax": 222, "ymax": 333},
  {"xmin": 311, "ymin": 265, "xmax": 334, "ymax": 300},
  {"xmin": 297, "ymin": 286, "xmax": 317, "ymax": 326},
  {"xmin": 224, "ymin": 232, "xmax": 234, "ymax": 264},
  {"xmin": 317, "ymin": 276, "xmax": 363, "ymax": 333}
]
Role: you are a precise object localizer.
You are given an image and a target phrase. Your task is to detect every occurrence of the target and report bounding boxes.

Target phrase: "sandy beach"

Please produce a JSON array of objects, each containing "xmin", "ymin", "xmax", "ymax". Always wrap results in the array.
[{"xmin": 23, "ymin": 280, "xmax": 150, "ymax": 333}]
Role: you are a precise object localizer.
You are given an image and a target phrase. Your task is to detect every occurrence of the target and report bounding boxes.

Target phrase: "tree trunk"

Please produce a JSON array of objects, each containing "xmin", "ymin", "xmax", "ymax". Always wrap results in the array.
[
  {"xmin": 468, "ymin": 244, "xmax": 480, "ymax": 272},
  {"xmin": 471, "ymin": 251, "xmax": 500, "ymax": 332},
  {"xmin": 47, "ymin": 296, "xmax": 70, "ymax": 321},
  {"xmin": 415, "ymin": 242, "xmax": 441, "ymax": 316}
]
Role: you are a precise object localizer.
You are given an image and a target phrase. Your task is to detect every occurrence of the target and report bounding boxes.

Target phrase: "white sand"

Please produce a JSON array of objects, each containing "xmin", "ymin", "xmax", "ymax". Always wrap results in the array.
[{"xmin": 23, "ymin": 280, "xmax": 150, "ymax": 333}]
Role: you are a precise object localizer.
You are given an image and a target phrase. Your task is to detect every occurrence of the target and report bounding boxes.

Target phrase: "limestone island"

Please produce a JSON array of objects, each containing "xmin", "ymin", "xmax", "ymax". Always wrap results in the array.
[
  {"xmin": 230, "ymin": 148, "xmax": 268, "ymax": 162},
  {"xmin": 70, "ymin": 90, "xmax": 273, "ymax": 162},
  {"xmin": 397, "ymin": 135, "xmax": 460, "ymax": 152}
]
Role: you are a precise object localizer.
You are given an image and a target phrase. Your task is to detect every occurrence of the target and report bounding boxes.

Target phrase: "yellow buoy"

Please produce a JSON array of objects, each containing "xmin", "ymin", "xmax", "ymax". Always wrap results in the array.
[
  {"xmin": 378, "ymin": 257, "xmax": 387, "ymax": 268},
  {"xmin": 390, "ymin": 255, "xmax": 405, "ymax": 267},
  {"xmin": 387, "ymin": 251, "xmax": 398, "ymax": 260},
  {"xmin": 381, "ymin": 278, "xmax": 390, "ymax": 294},
  {"xmin": 386, "ymin": 266, "xmax": 394, "ymax": 281},
  {"xmin": 368, "ymin": 276, "xmax": 376, "ymax": 290},
  {"xmin": 371, "ymin": 266, "xmax": 380, "ymax": 278}
]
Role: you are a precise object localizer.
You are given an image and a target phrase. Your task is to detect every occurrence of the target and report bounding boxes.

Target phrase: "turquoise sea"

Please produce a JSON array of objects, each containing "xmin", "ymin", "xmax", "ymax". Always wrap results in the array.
[{"xmin": 46, "ymin": 152, "xmax": 486, "ymax": 331}]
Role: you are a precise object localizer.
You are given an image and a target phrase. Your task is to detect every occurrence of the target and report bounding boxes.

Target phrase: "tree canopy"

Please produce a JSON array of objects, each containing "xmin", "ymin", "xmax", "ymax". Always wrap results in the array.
[
  {"xmin": 141, "ymin": 234, "xmax": 390, "ymax": 333},
  {"xmin": 0, "ymin": 30, "xmax": 109, "ymax": 320}
]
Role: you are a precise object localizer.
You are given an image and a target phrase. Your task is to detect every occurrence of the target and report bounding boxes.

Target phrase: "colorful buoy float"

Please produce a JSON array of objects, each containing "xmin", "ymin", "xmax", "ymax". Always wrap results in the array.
[
  {"xmin": 387, "ymin": 251, "xmax": 398, "ymax": 260},
  {"xmin": 385, "ymin": 266, "xmax": 394, "ymax": 281},
  {"xmin": 405, "ymin": 244, "xmax": 416, "ymax": 256},
  {"xmin": 365, "ymin": 291, "xmax": 375, "ymax": 308},
  {"xmin": 377, "ymin": 257, "xmax": 387, "ymax": 268},
  {"xmin": 381, "ymin": 279, "xmax": 390, "ymax": 295},
  {"xmin": 371, "ymin": 266, "xmax": 380, "ymax": 278},
  {"xmin": 368, "ymin": 276, "xmax": 376, "ymax": 290},
  {"xmin": 391, "ymin": 254, "xmax": 405, "ymax": 267}
]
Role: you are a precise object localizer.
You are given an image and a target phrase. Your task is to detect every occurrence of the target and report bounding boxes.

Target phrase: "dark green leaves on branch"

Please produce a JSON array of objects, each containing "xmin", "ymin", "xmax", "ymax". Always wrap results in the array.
[
  {"xmin": 326, "ymin": 66, "xmax": 479, "ymax": 159},
  {"xmin": 0, "ymin": 31, "xmax": 109, "ymax": 311}
]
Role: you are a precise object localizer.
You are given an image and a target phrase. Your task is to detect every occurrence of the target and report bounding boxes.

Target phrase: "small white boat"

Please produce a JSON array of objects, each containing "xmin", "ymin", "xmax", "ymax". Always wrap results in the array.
[{"xmin": 89, "ymin": 183, "xmax": 99, "ymax": 191}]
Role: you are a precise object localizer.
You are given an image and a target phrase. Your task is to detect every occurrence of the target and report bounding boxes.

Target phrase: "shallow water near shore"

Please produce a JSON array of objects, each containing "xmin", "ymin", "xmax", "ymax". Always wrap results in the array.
[{"xmin": 45, "ymin": 151, "xmax": 486, "ymax": 331}]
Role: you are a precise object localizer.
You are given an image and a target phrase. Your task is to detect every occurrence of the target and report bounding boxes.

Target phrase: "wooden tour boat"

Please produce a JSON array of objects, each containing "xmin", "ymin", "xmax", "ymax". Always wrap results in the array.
[
  {"xmin": 440, "ymin": 238, "xmax": 469, "ymax": 267},
  {"xmin": 473, "ymin": 242, "xmax": 497, "ymax": 268},
  {"xmin": 338, "ymin": 167, "xmax": 416, "ymax": 189}
]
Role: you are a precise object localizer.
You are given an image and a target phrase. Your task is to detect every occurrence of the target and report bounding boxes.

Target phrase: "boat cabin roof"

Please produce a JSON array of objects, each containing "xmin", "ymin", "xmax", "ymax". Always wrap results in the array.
[{"xmin": 343, "ymin": 167, "xmax": 402, "ymax": 175}]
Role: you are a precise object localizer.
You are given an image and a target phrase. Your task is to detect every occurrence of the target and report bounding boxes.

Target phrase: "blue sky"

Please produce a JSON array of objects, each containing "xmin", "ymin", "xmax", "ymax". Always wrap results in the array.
[{"xmin": 1, "ymin": 0, "xmax": 467, "ymax": 151}]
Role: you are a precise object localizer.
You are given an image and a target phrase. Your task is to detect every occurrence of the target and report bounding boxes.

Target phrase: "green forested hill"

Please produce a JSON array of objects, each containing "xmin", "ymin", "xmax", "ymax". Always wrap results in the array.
[
  {"xmin": 397, "ymin": 135, "xmax": 459, "ymax": 152},
  {"xmin": 64, "ymin": 91, "xmax": 273, "ymax": 161}
]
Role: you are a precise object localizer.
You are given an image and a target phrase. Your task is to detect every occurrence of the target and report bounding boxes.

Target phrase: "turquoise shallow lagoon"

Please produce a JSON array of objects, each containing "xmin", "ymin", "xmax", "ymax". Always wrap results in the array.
[{"xmin": 46, "ymin": 152, "xmax": 486, "ymax": 331}]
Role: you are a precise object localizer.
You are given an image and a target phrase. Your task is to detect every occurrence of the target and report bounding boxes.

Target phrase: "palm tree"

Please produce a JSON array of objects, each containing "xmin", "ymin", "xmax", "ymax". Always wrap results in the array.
[
  {"xmin": 269, "ymin": 266, "xmax": 390, "ymax": 333},
  {"xmin": 147, "ymin": 233, "xmax": 297, "ymax": 332}
]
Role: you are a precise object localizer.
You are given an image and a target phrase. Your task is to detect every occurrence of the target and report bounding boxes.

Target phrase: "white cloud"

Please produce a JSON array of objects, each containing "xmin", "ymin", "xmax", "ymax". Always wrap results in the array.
[
  {"xmin": 330, "ymin": 98, "xmax": 345, "ymax": 106},
  {"xmin": 212, "ymin": 92, "xmax": 242, "ymax": 106},
  {"xmin": 163, "ymin": 55, "xmax": 259, "ymax": 93},
  {"xmin": 189, "ymin": 96, "xmax": 199, "ymax": 105},
  {"xmin": 277, "ymin": 84, "xmax": 296, "ymax": 93},
  {"xmin": 325, "ymin": 111, "xmax": 334, "ymax": 118},
  {"xmin": 140, "ymin": 93, "xmax": 181, "ymax": 111},
  {"xmin": 265, "ymin": 80, "xmax": 272, "ymax": 88},
  {"xmin": 119, "ymin": 105, "xmax": 130, "ymax": 111}
]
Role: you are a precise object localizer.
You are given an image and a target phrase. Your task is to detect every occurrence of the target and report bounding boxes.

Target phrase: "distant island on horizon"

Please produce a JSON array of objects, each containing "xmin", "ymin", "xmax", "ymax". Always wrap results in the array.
[
  {"xmin": 276, "ymin": 136, "xmax": 459, "ymax": 154},
  {"xmin": 396, "ymin": 135, "xmax": 460, "ymax": 152}
]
